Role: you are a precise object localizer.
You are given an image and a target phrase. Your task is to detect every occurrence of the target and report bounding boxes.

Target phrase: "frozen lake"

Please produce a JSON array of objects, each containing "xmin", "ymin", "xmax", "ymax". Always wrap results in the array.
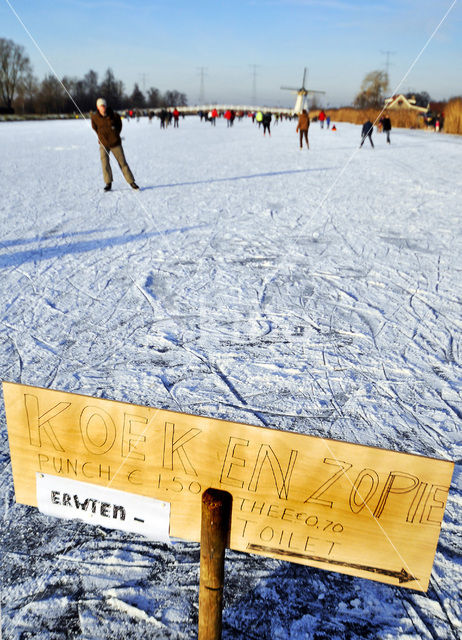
[{"xmin": 0, "ymin": 115, "xmax": 461, "ymax": 639}]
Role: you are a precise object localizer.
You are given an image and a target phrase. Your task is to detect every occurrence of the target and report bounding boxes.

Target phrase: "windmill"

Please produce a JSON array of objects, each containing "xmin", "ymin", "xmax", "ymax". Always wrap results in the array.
[{"xmin": 281, "ymin": 67, "xmax": 325, "ymax": 113}]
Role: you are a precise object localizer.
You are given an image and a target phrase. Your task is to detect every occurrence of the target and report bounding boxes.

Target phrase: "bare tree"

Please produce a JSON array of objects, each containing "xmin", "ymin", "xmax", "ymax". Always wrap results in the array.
[
  {"xmin": 68, "ymin": 70, "xmax": 99, "ymax": 112},
  {"xmin": 83, "ymin": 69, "xmax": 99, "ymax": 110},
  {"xmin": 0, "ymin": 38, "xmax": 32, "ymax": 111},
  {"xmin": 130, "ymin": 83, "xmax": 146, "ymax": 108},
  {"xmin": 99, "ymin": 68, "xmax": 125, "ymax": 109},
  {"xmin": 36, "ymin": 74, "xmax": 67, "ymax": 114},
  {"xmin": 354, "ymin": 70, "xmax": 389, "ymax": 109},
  {"xmin": 66, "ymin": 70, "xmax": 99, "ymax": 112},
  {"xmin": 0, "ymin": 43, "xmax": 190, "ymax": 115},
  {"xmin": 14, "ymin": 71, "xmax": 39, "ymax": 114},
  {"xmin": 146, "ymin": 87, "xmax": 161, "ymax": 108},
  {"xmin": 61, "ymin": 76, "xmax": 84, "ymax": 113},
  {"xmin": 163, "ymin": 89, "xmax": 188, "ymax": 107}
]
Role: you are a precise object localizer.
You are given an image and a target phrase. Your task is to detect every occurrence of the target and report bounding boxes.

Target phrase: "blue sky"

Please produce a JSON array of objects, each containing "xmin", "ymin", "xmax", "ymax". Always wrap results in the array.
[{"xmin": 1, "ymin": 0, "xmax": 460, "ymax": 107}]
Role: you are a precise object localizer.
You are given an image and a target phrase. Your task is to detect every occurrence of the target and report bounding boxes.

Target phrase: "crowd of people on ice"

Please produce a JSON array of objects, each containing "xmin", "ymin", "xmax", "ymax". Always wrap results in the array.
[
  {"xmin": 91, "ymin": 98, "xmax": 416, "ymax": 190},
  {"xmin": 111, "ymin": 105, "xmax": 445, "ymax": 136}
]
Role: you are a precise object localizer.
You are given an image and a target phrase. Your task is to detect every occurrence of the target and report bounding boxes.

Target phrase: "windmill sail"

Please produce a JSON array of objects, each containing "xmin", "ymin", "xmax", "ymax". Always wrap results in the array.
[{"xmin": 281, "ymin": 67, "xmax": 325, "ymax": 113}]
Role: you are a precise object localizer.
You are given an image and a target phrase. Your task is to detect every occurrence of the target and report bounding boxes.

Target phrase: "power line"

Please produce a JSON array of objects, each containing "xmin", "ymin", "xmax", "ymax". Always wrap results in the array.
[
  {"xmin": 139, "ymin": 73, "xmax": 148, "ymax": 92},
  {"xmin": 197, "ymin": 67, "xmax": 207, "ymax": 104},
  {"xmin": 249, "ymin": 64, "xmax": 259, "ymax": 105},
  {"xmin": 381, "ymin": 50, "xmax": 396, "ymax": 78}
]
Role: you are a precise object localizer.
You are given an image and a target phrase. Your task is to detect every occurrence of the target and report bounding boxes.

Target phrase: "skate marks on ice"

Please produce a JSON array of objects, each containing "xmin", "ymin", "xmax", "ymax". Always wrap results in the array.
[
  {"xmin": 1, "ymin": 516, "xmax": 196, "ymax": 639},
  {"xmin": 0, "ymin": 119, "xmax": 460, "ymax": 639}
]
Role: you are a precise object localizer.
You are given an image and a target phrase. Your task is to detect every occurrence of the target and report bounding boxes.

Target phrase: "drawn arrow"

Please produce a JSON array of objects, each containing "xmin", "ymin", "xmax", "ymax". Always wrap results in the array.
[{"xmin": 246, "ymin": 543, "xmax": 417, "ymax": 584}]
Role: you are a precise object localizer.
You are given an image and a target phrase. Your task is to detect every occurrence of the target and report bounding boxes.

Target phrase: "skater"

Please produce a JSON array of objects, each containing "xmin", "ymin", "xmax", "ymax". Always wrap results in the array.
[
  {"xmin": 173, "ymin": 107, "xmax": 180, "ymax": 128},
  {"xmin": 382, "ymin": 115, "xmax": 392, "ymax": 143},
  {"xmin": 318, "ymin": 109, "xmax": 326, "ymax": 128},
  {"xmin": 296, "ymin": 109, "xmax": 310, "ymax": 148},
  {"xmin": 262, "ymin": 111, "xmax": 272, "ymax": 135},
  {"xmin": 91, "ymin": 98, "xmax": 139, "ymax": 191},
  {"xmin": 159, "ymin": 108, "xmax": 168, "ymax": 128},
  {"xmin": 360, "ymin": 120, "xmax": 374, "ymax": 148}
]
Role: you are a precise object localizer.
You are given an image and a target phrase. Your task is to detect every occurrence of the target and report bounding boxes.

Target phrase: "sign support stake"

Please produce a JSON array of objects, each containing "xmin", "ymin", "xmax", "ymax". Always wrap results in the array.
[{"xmin": 198, "ymin": 488, "xmax": 233, "ymax": 640}]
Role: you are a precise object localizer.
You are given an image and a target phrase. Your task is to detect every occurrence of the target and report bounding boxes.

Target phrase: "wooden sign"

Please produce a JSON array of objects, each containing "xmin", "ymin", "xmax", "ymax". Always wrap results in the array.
[{"xmin": 3, "ymin": 382, "xmax": 454, "ymax": 591}]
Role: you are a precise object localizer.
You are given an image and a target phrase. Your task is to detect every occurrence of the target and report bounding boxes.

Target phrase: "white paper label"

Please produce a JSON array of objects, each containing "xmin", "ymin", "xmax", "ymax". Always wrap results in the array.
[{"xmin": 36, "ymin": 473, "xmax": 170, "ymax": 542}]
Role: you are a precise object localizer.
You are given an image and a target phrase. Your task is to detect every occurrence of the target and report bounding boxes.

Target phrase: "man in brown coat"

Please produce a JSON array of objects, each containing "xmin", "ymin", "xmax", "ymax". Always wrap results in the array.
[
  {"xmin": 296, "ymin": 109, "xmax": 310, "ymax": 149},
  {"xmin": 91, "ymin": 98, "xmax": 139, "ymax": 191}
]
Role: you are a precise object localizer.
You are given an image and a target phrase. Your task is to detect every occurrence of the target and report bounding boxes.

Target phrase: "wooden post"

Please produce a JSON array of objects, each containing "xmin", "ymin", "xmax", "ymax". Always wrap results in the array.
[{"xmin": 198, "ymin": 489, "xmax": 232, "ymax": 640}]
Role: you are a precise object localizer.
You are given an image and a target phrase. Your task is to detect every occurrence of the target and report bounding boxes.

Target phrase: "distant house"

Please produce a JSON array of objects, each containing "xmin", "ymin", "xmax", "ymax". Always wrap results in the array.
[{"xmin": 383, "ymin": 94, "xmax": 429, "ymax": 113}]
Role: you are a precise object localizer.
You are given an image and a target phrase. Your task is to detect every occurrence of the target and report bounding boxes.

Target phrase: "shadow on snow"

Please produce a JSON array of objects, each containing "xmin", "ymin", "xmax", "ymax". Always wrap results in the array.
[
  {"xmin": 0, "ymin": 224, "xmax": 207, "ymax": 269},
  {"xmin": 143, "ymin": 166, "xmax": 336, "ymax": 191}
]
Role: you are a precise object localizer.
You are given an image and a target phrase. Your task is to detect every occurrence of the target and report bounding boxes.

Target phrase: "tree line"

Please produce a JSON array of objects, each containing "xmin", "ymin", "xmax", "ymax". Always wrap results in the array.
[
  {"xmin": 1, "ymin": 37, "xmax": 437, "ymax": 116},
  {"xmin": 0, "ymin": 38, "xmax": 187, "ymax": 115}
]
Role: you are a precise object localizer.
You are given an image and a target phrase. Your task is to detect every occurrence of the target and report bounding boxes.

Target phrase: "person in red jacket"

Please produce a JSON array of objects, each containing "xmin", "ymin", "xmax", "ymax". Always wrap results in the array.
[
  {"xmin": 91, "ymin": 98, "xmax": 139, "ymax": 191},
  {"xmin": 318, "ymin": 109, "xmax": 326, "ymax": 128},
  {"xmin": 173, "ymin": 107, "xmax": 180, "ymax": 128}
]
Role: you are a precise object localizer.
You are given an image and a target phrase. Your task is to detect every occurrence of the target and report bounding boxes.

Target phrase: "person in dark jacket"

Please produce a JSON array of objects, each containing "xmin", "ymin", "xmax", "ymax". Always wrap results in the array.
[
  {"xmin": 262, "ymin": 112, "xmax": 272, "ymax": 136},
  {"xmin": 91, "ymin": 98, "xmax": 139, "ymax": 191},
  {"xmin": 382, "ymin": 115, "xmax": 392, "ymax": 143},
  {"xmin": 360, "ymin": 120, "xmax": 374, "ymax": 148}
]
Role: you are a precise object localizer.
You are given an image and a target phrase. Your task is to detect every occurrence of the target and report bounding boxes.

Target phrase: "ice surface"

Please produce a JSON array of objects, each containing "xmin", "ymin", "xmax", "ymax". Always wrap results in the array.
[{"xmin": 0, "ymin": 115, "xmax": 461, "ymax": 639}]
